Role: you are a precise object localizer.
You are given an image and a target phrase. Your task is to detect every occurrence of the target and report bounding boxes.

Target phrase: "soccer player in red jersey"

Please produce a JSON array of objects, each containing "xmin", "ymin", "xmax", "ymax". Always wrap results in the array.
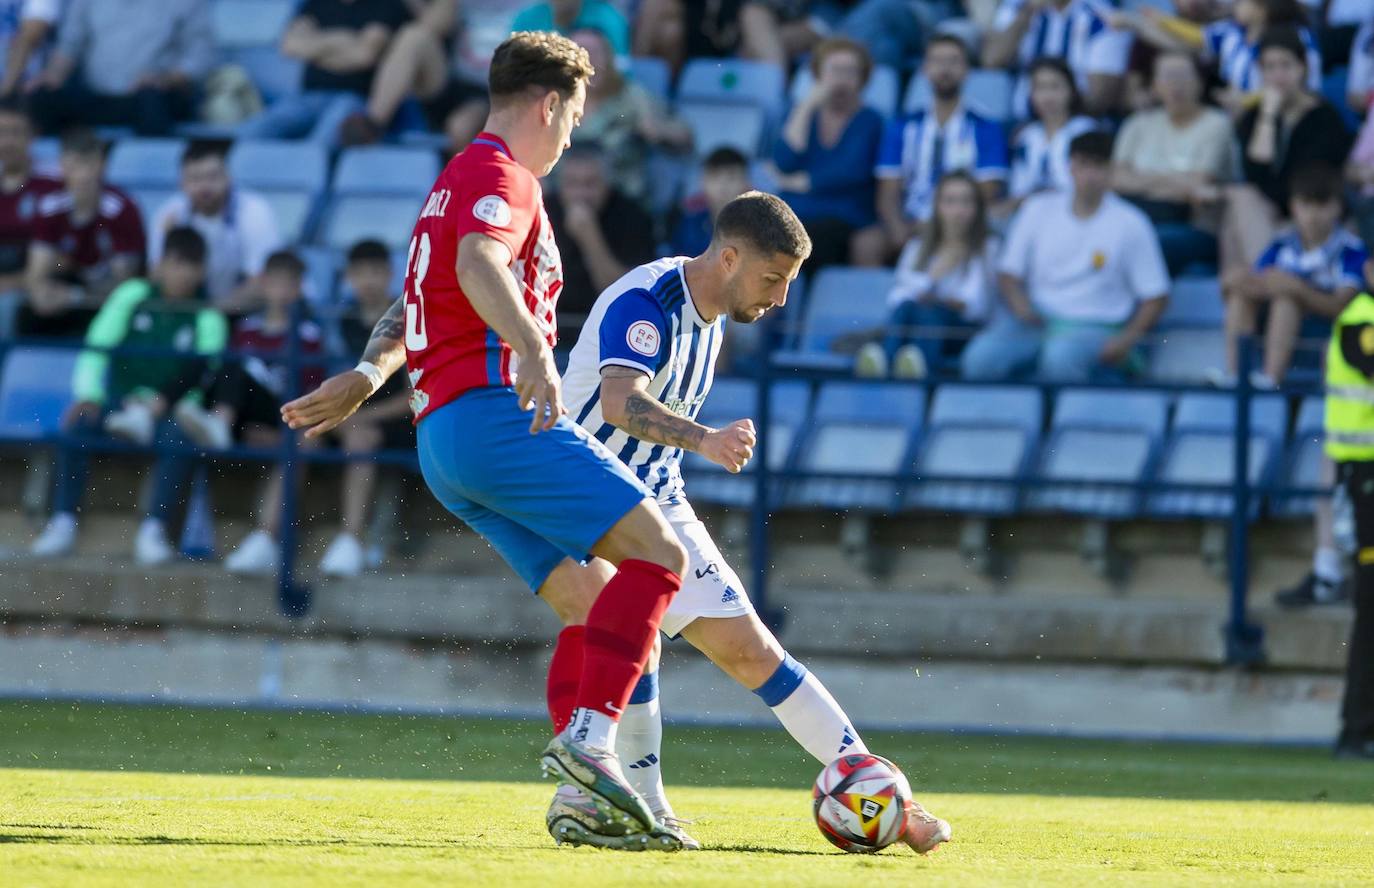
[{"xmin": 283, "ymin": 32, "xmax": 688, "ymax": 847}]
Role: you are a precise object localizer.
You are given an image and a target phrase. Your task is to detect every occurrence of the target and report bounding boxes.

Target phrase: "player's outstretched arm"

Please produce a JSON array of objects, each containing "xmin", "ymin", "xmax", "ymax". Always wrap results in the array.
[
  {"xmin": 456, "ymin": 232, "xmax": 564, "ymax": 433},
  {"xmin": 601, "ymin": 368, "xmax": 756, "ymax": 473},
  {"xmin": 280, "ymin": 297, "xmax": 406, "ymax": 437}
]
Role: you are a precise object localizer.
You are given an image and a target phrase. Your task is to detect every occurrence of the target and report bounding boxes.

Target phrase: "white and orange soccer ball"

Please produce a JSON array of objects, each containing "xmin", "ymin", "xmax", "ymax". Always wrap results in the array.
[{"xmin": 811, "ymin": 753, "xmax": 912, "ymax": 853}]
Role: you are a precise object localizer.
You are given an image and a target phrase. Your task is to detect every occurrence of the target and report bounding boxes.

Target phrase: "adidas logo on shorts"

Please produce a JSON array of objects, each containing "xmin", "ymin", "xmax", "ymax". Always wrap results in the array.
[{"xmin": 721, "ymin": 587, "xmax": 740, "ymax": 604}]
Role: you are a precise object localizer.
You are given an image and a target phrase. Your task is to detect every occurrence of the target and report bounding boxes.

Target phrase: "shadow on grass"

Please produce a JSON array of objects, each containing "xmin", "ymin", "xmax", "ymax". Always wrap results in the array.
[{"xmin": 2, "ymin": 701, "xmax": 1372, "ymax": 806}]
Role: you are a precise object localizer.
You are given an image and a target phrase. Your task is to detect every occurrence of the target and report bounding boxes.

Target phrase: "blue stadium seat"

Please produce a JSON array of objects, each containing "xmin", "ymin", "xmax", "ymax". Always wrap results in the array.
[
  {"xmin": 1146, "ymin": 328, "xmax": 1226, "ymax": 383},
  {"xmin": 1273, "ymin": 396, "xmax": 1328, "ymax": 518},
  {"xmin": 677, "ymin": 101, "xmax": 766, "ymax": 157},
  {"xmin": 105, "ymin": 138, "xmax": 186, "ymax": 189},
  {"xmin": 907, "ymin": 384, "xmax": 1042, "ymax": 514},
  {"xmin": 628, "ymin": 56, "xmax": 672, "ymax": 102},
  {"xmin": 228, "ymin": 140, "xmax": 328, "ymax": 193},
  {"xmin": 903, "ymin": 69, "xmax": 1015, "ymax": 121},
  {"xmin": 1027, "ymin": 388, "xmax": 1170, "ymax": 518},
  {"xmin": 1160, "ymin": 276, "xmax": 1224, "ymax": 329},
  {"xmin": 297, "ymin": 246, "xmax": 341, "ymax": 308},
  {"xmin": 789, "ymin": 64, "xmax": 901, "ymax": 117},
  {"xmin": 1147, "ymin": 392, "xmax": 1287, "ymax": 518},
  {"xmin": 678, "ymin": 59, "xmax": 786, "ymax": 118},
  {"xmin": 771, "ymin": 267, "xmax": 894, "ymax": 372},
  {"xmin": 788, "ymin": 381, "xmax": 925, "ymax": 512},
  {"xmin": 212, "ymin": 0, "xmax": 293, "ymax": 49},
  {"xmin": 31, "ymin": 137, "xmax": 60, "ymax": 173},
  {"xmin": 229, "ymin": 46, "xmax": 302, "ymax": 102},
  {"xmin": 332, "ymin": 146, "xmax": 440, "ymax": 196},
  {"xmin": 317, "ymin": 195, "xmax": 423, "ymax": 252},
  {"xmin": 682, "ymin": 379, "xmax": 811, "ymax": 507},
  {"xmin": 0, "ymin": 347, "xmax": 78, "ymax": 440}
]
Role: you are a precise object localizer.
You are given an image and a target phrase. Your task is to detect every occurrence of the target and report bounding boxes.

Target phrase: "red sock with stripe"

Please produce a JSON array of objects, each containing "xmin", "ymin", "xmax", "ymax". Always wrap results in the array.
[{"xmin": 546, "ymin": 625, "xmax": 585, "ymax": 735}]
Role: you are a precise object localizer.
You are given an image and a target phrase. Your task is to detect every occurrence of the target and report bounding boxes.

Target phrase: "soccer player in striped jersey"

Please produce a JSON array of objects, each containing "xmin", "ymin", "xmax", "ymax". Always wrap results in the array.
[{"xmin": 543, "ymin": 192, "xmax": 951, "ymax": 854}]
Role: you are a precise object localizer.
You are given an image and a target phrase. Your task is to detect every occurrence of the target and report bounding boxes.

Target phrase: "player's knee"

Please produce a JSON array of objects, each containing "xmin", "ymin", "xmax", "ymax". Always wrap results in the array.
[{"xmin": 539, "ymin": 560, "xmax": 610, "ymax": 625}]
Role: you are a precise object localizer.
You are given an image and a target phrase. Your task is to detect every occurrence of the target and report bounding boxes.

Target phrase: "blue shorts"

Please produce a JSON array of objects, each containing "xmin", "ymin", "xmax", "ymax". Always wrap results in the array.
[{"xmin": 416, "ymin": 386, "xmax": 649, "ymax": 592}]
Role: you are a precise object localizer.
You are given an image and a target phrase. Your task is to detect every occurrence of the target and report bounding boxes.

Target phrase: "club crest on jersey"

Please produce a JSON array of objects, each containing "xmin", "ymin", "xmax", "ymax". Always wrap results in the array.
[
  {"xmin": 626, "ymin": 321, "xmax": 660, "ymax": 357},
  {"xmin": 472, "ymin": 194, "xmax": 512, "ymax": 227}
]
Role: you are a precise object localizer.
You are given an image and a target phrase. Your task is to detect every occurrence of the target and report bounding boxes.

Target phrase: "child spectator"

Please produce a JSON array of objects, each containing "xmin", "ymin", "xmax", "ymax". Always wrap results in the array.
[
  {"xmin": 669, "ymin": 146, "xmax": 752, "ymax": 258},
  {"xmin": 316, "ymin": 240, "xmax": 413, "ymax": 577},
  {"xmin": 961, "ymin": 131, "xmax": 1170, "ymax": 382},
  {"xmin": 856, "ymin": 171, "xmax": 998, "ymax": 380},
  {"xmin": 1000, "ymin": 57, "xmax": 1099, "ymax": 218},
  {"xmin": 1218, "ymin": 165, "xmax": 1366, "ymax": 386},
  {"xmin": 983, "ymin": 0, "xmax": 1134, "ymax": 115},
  {"xmin": 173, "ymin": 251, "xmax": 327, "ymax": 575},
  {"xmin": 22, "ymin": 128, "xmax": 145, "ymax": 338},
  {"xmin": 30, "ymin": 226, "xmax": 226, "ymax": 565},
  {"xmin": 876, "ymin": 35, "xmax": 1007, "ymax": 255},
  {"xmin": 772, "ymin": 37, "xmax": 884, "ymax": 269}
]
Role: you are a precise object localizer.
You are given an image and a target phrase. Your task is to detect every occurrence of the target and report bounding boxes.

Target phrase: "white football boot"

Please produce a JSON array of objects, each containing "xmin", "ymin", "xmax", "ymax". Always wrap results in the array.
[
  {"xmin": 544, "ymin": 785, "xmax": 683, "ymax": 851},
  {"xmin": 224, "ymin": 530, "xmax": 279, "ymax": 575},
  {"xmin": 319, "ymin": 532, "xmax": 365, "ymax": 577},
  {"xmin": 104, "ymin": 400, "xmax": 156, "ymax": 446},
  {"xmin": 30, "ymin": 512, "xmax": 77, "ymax": 557},
  {"xmin": 133, "ymin": 518, "xmax": 174, "ymax": 567}
]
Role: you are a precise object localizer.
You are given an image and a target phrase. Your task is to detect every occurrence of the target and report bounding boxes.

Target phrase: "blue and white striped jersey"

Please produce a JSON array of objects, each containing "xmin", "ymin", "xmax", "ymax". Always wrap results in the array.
[
  {"xmin": 563, "ymin": 257, "xmax": 724, "ymax": 503},
  {"xmin": 1203, "ymin": 20, "xmax": 1321, "ymax": 93},
  {"xmin": 993, "ymin": 0, "xmax": 1132, "ymax": 116}
]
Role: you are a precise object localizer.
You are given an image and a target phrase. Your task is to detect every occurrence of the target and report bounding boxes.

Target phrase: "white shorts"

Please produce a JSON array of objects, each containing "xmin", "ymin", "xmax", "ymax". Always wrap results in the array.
[{"xmin": 658, "ymin": 498, "xmax": 754, "ymax": 638}]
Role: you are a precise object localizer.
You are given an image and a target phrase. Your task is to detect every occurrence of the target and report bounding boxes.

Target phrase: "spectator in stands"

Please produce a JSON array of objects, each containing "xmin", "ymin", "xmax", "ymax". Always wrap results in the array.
[
  {"xmin": 174, "ymin": 251, "xmax": 327, "ymax": 576},
  {"xmin": 856, "ymin": 170, "xmax": 998, "ymax": 380},
  {"xmin": 30, "ymin": 226, "xmax": 225, "ymax": 565},
  {"xmin": 338, "ymin": 1, "xmax": 488, "ymax": 152},
  {"xmin": 239, "ymin": 0, "xmax": 412, "ymax": 146},
  {"xmin": 315, "ymin": 239, "xmax": 413, "ymax": 576},
  {"xmin": 983, "ymin": 0, "xmax": 1134, "ymax": 115},
  {"xmin": 544, "ymin": 143, "xmax": 657, "ymax": 341},
  {"xmin": 1349, "ymin": 18, "xmax": 1373, "ymax": 113},
  {"xmin": 148, "ymin": 142, "xmax": 282, "ymax": 313},
  {"xmin": 1113, "ymin": 0, "xmax": 1320, "ymax": 115},
  {"xmin": 669, "ymin": 146, "xmax": 751, "ymax": 257},
  {"xmin": 1352, "ymin": 103, "xmax": 1374, "ymax": 252},
  {"xmin": 569, "ymin": 27, "xmax": 691, "ymax": 207},
  {"xmin": 0, "ymin": 99, "xmax": 60, "ymax": 312},
  {"xmin": 961, "ymin": 131, "xmax": 1170, "ymax": 382},
  {"xmin": 1112, "ymin": 50, "xmax": 1235, "ymax": 276},
  {"xmin": 772, "ymin": 37, "xmax": 884, "ymax": 269},
  {"xmin": 1217, "ymin": 165, "xmax": 1366, "ymax": 386},
  {"xmin": 876, "ymin": 35, "xmax": 1007, "ymax": 257},
  {"xmin": 999, "ymin": 57, "xmax": 1099, "ymax": 220},
  {"xmin": 27, "ymin": 0, "xmax": 212, "ymax": 137},
  {"xmin": 633, "ymin": 0, "xmax": 744, "ymax": 72},
  {"xmin": 512, "ymin": 0, "xmax": 629, "ymax": 55},
  {"xmin": 22, "ymin": 128, "xmax": 145, "ymax": 339},
  {"xmin": 0, "ymin": 0, "xmax": 61, "ymax": 96},
  {"xmin": 1220, "ymin": 28, "xmax": 1353, "ymax": 290}
]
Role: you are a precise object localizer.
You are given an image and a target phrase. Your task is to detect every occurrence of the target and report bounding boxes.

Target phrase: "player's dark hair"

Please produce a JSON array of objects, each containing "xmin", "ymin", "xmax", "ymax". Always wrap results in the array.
[
  {"xmin": 264, "ymin": 249, "xmax": 306, "ymax": 278},
  {"xmin": 162, "ymin": 226, "xmax": 207, "ymax": 265},
  {"xmin": 347, "ymin": 239, "xmax": 391, "ymax": 266},
  {"xmin": 925, "ymin": 33, "xmax": 972, "ymax": 66},
  {"xmin": 712, "ymin": 191, "xmax": 812, "ymax": 260},
  {"xmin": 59, "ymin": 127, "xmax": 103, "ymax": 159},
  {"xmin": 1289, "ymin": 163, "xmax": 1343, "ymax": 205},
  {"xmin": 703, "ymin": 146, "xmax": 749, "ymax": 173},
  {"xmin": 1027, "ymin": 56, "xmax": 1085, "ymax": 119},
  {"xmin": 488, "ymin": 31, "xmax": 594, "ymax": 104},
  {"xmin": 809, "ymin": 37, "xmax": 871, "ymax": 84},
  {"xmin": 1257, "ymin": 25, "xmax": 1309, "ymax": 69},
  {"xmin": 1068, "ymin": 130, "xmax": 1113, "ymax": 164},
  {"xmin": 181, "ymin": 139, "xmax": 230, "ymax": 166}
]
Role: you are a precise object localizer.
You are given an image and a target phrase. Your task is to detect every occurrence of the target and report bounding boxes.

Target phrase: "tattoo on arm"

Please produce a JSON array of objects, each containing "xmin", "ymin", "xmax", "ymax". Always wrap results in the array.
[
  {"xmin": 361, "ymin": 297, "xmax": 407, "ymax": 375},
  {"xmin": 623, "ymin": 391, "xmax": 707, "ymax": 451}
]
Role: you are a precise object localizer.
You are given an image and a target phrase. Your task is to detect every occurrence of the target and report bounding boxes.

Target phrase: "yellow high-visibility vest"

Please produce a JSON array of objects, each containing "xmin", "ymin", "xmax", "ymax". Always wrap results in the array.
[{"xmin": 1326, "ymin": 293, "xmax": 1374, "ymax": 463}]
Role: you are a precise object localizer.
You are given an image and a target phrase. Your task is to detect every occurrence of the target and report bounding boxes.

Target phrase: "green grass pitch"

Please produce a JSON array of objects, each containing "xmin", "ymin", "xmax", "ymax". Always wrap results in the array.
[{"xmin": 2, "ymin": 700, "xmax": 1373, "ymax": 886}]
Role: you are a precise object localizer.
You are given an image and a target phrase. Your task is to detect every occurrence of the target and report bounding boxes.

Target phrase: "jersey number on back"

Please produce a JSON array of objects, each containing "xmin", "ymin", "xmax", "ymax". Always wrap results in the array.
[{"xmin": 404, "ymin": 233, "xmax": 432, "ymax": 351}]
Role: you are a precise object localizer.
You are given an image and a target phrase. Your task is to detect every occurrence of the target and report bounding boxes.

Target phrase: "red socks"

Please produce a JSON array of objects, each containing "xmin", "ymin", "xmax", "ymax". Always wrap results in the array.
[
  {"xmin": 547, "ymin": 625, "xmax": 585, "ymax": 734},
  {"xmin": 574, "ymin": 559, "xmax": 680, "ymax": 720}
]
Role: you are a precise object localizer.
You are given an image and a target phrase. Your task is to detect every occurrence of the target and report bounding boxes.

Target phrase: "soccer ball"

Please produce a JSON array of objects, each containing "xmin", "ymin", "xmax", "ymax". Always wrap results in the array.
[{"xmin": 811, "ymin": 753, "xmax": 911, "ymax": 853}]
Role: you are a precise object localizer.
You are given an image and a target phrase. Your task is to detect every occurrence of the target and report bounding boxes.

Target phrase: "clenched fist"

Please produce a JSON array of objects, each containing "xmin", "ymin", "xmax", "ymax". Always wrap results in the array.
[{"xmin": 701, "ymin": 419, "xmax": 757, "ymax": 474}]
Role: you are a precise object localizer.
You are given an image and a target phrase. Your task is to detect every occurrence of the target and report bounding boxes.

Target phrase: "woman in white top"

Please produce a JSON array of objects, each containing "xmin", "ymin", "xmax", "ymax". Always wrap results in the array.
[
  {"xmin": 1000, "ymin": 57, "xmax": 1098, "ymax": 218},
  {"xmin": 857, "ymin": 170, "xmax": 997, "ymax": 379}
]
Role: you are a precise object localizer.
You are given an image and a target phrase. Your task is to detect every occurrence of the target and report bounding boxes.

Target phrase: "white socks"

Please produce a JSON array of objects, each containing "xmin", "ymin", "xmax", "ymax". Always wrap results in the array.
[
  {"xmin": 567, "ymin": 707, "xmax": 617, "ymax": 751},
  {"xmin": 616, "ymin": 671, "xmax": 671, "ymax": 818},
  {"xmin": 754, "ymin": 654, "xmax": 867, "ymax": 763},
  {"xmin": 1315, "ymin": 546, "xmax": 1344, "ymax": 584}
]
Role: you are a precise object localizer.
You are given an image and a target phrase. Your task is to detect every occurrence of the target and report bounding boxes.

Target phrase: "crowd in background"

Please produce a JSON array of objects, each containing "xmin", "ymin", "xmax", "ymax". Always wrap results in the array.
[{"xmin": 0, "ymin": 0, "xmax": 1372, "ymax": 596}]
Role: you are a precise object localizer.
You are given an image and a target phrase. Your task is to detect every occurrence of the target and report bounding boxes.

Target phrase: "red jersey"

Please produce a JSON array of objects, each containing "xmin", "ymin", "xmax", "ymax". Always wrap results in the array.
[
  {"xmin": 33, "ymin": 184, "xmax": 146, "ymax": 283},
  {"xmin": 403, "ymin": 133, "xmax": 562, "ymax": 422},
  {"xmin": 0, "ymin": 171, "xmax": 62, "ymax": 274},
  {"xmin": 232, "ymin": 313, "xmax": 327, "ymax": 398}
]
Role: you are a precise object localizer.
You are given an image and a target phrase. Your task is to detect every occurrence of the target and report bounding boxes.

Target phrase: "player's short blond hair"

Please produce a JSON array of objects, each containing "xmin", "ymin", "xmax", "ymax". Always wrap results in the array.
[{"xmin": 488, "ymin": 31, "xmax": 595, "ymax": 106}]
